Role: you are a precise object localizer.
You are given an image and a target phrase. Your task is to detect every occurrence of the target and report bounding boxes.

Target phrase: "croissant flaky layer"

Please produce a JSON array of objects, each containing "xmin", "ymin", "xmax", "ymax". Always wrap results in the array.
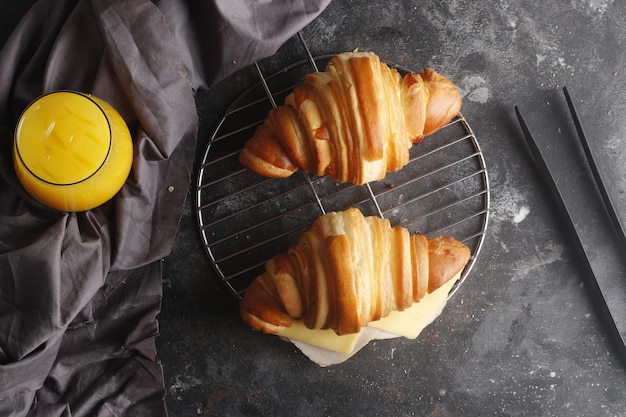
[
  {"xmin": 240, "ymin": 208, "xmax": 471, "ymax": 336},
  {"xmin": 239, "ymin": 51, "xmax": 463, "ymax": 185}
]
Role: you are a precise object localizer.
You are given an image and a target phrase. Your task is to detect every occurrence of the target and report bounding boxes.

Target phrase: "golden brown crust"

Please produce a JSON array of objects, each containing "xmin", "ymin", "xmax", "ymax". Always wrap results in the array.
[
  {"xmin": 421, "ymin": 68, "xmax": 463, "ymax": 137},
  {"xmin": 239, "ymin": 274, "xmax": 292, "ymax": 334},
  {"xmin": 265, "ymin": 254, "xmax": 303, "ymax": 319},
  {"xmin": 427, "ymin": 236, "xmax": 471, "ymax": 293},
  {"xmin": 326, "ymin": 234, "xmax": 360, "ymax": 335},
  {"xmin": 391, "ymin": 225, "xmax": 412, "ymax": 311},
  {"xmin": 239, "ymin": 208, "xmax": 471, "ymax": 336},
  {"xmin": 401, "ymin": 72, "xmax": 427, "ymax": 142},
  {"xmin": 238, "ymin": 121, "xmax": 298, "ymax": 178},
  {"xmin": 411, "ymin": 233, "xmax": 430, "ymax": 301},
  {"xmin": 238, "ymin": 51, "xmax": 462, "ymax": 185}
]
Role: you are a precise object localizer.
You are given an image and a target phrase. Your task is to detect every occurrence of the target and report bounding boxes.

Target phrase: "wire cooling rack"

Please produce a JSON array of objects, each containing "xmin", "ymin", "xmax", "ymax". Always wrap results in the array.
[{"xmin": 196, "ymin": 35, "xmax": 490, "ymax": 299}]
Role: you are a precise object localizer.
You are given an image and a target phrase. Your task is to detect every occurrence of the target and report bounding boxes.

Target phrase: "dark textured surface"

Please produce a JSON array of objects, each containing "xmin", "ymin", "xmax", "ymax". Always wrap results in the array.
[
  {"xmin": 159, "ymin": 2, "xmax": 626, "ymax": 416},
  {"xmin": 4, "ymin": 1, "xmax": 626, "ymax": 416}
]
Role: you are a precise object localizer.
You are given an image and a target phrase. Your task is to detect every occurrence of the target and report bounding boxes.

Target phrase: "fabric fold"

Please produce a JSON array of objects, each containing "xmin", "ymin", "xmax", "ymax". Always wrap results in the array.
[
  {"xmin": 0, "ymin": 0, "xmax": 332, "ymax": 415},
  {"xmin": 0, "ymin": 1, "xmax": 197, "ymax": 415}
]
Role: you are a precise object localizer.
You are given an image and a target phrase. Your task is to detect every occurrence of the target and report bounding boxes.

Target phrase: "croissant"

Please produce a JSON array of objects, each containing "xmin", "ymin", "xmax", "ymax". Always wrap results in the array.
[
  {"xmin": 240, "ymin": 208, "xmax": 471, "ymax": 336},
  {"xmin": 238, "ymin": 51, "xmax": 462, "ymax": 185}
]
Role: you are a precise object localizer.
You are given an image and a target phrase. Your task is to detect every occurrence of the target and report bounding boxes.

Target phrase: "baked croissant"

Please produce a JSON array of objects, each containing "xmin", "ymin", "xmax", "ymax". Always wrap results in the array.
[
  {"xmin": 240, "ymin": 208, "xmax": 471, "ymax": 336},
  {"xmin": 239, "ymin": 51, "xmax": 462, "ymax": 185}
]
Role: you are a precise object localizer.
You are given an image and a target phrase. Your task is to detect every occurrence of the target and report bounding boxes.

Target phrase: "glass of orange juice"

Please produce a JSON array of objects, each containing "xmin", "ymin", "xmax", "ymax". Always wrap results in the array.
[{"xmin": 13, "ymin": 91, "xmax": 133, "ymax": 212}]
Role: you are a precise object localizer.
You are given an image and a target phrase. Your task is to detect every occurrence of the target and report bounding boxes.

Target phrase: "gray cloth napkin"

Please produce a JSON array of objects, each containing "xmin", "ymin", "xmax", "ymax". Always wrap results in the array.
[{"xmin": 0, "ymin": 0, "xmax": 330, "ymax": 415}]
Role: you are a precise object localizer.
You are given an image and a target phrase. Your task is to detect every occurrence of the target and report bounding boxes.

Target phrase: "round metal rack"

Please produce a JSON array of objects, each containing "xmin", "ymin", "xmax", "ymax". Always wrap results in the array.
[{"xmin": 196, "ymin": 36, "xmax": 490, "ymax": 300}]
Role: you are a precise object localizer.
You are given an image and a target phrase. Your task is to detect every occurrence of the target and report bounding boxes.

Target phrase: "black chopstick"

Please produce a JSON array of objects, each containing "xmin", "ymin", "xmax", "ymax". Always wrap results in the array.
[
  {"xmin": 514, "ymin": 105, "xmax": 572, "ymax": 230},
  {"xmin": 516, "ymin": 93, "xmax": 626, "ymax": 359},
  {"xmin": 563, "ymin": 87, "xmax": 626, "ymax": 253}
]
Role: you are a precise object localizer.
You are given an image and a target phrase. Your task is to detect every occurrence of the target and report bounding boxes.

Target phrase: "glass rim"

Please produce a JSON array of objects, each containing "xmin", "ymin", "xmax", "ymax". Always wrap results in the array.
[{"xmin": 14, "ymin": 90, "xmax": 113, "ymax": 186}]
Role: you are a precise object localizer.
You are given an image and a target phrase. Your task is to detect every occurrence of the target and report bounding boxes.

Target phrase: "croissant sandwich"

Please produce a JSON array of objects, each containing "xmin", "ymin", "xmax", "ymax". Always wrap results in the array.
[
  {"xmin": 239, "ymin": 51, "xmax": 462, "ymax": 185},
  {"xmin": 240, "ymin": 208, "xmax": 471, "ymax": 365}
]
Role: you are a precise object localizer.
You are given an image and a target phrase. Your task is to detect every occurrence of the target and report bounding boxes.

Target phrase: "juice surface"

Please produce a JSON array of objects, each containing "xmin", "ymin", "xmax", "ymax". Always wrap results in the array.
[
  {"xmin": 15, "ymin": 91, "xmax": 112, "ymax": 185},
  {"xmin": 13, "ymin": 91, "xmax": 132, "ymax": 212}
]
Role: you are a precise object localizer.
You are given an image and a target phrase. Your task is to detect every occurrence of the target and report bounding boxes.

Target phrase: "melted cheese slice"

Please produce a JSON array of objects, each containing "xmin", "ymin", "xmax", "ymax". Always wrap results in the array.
[
  {"xmin": 277, "ymin": 272, "xmax": 460, "ymax": 364},
  {"xmin": 368, "ymin": 273, "xmax": 458, "ymax": 339}
]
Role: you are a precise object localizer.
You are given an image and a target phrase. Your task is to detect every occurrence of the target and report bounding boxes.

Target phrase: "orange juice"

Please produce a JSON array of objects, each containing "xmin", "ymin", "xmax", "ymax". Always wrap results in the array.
[{"xmin": 13, "ymin": 91, "xmax": 133, "ymax": 212}]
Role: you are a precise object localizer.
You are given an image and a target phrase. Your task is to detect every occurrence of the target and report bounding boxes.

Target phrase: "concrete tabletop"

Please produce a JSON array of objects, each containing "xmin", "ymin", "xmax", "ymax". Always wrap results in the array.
[
  {"xmin": 159, "ymin": 2, "xmax": 626, "ymax": 416},
  {"xmin": 4, "ymin": 1, "xmax": 626, "ymax": 416}
]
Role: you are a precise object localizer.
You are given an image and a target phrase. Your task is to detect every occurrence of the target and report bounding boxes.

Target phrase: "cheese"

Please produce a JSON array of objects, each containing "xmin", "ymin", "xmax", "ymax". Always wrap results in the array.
[
  {"xmin": 368, "ymin": 274, "xmax": 458, "ymax": 338},
  {"xmin": 278, "ymin": 322, "xmax": 362, "ymax": 354},
  {"xmin": 277, "ymin": 271, "xmax": 461, "ymax": 357}
]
